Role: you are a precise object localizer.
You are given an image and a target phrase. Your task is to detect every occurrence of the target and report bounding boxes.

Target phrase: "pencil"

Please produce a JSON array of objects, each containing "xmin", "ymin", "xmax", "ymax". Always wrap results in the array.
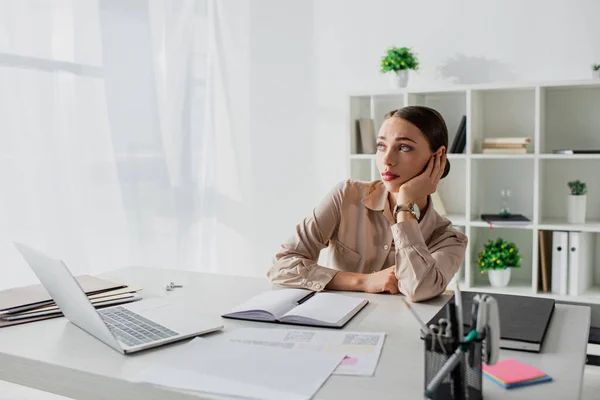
[
  {"xmin": 401, "ymin": 297, "xmax": 431, "ymax": 335},
  {"xmin": 455, "ymin": 281, "xmax": 464, "ymax": 340}
]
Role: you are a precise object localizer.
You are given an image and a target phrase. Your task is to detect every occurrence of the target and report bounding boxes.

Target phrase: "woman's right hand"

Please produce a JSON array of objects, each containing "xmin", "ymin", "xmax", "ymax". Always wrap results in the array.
[{"xmin": 362, "ymin": 266, "xmax": 400, "ymax": 294}]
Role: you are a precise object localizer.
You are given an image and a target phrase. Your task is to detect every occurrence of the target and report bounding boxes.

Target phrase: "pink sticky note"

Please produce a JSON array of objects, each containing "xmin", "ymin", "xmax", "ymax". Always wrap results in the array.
[
  {"xmin": 482, "ymin": 359, "xmax": 546, "ymax": 385},
  {"xmin": 341, "ymin": 356, "xmax": 359, "ymax": 366}
]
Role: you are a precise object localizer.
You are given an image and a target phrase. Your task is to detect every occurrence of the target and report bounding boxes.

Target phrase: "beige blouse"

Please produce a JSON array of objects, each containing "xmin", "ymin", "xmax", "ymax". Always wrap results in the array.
[{"xmin": 267, "ymin": 179, "xmax": 468, "ymax": 302}]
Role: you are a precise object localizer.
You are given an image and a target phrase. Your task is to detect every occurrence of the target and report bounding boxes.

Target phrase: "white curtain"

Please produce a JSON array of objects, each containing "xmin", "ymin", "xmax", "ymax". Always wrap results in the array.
[{"xmin": 0, "ymin": 0, "xmax": 214, "ymax": 290}]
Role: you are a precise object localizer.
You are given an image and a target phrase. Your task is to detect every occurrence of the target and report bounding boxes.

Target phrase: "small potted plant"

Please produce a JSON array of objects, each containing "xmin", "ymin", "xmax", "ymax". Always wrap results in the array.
[
  {"xmin": 567, "ymin": 180, "xmax": 587, "ymax": 224},
  {"xmin": 478, "ymin": 238, "xmax": 521, "ymax": 288},
  {"xmin": 380, "ymin": 47, "xmax": 419, "ymax": 88},
  {"xmin": 593, "ymin": 64, "xmax": 600, "ymax": 79}
]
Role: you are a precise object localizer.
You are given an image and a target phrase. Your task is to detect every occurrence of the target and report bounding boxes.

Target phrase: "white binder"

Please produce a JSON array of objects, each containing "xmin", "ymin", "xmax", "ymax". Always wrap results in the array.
[
  {"xmin": 568, "ymin": 232, "xmax": 594, "ymax": 296},
  {"xmin": 551, "ymin": 231, "xmax": 569, "ymax": 295}
]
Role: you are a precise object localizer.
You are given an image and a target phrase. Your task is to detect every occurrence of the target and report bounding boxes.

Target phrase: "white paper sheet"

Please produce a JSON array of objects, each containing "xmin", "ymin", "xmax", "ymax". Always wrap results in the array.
[
  {"xmin": 226, "ymin": 328, "xmax": 386, "ymax": 376},
  {"xmin": 134, "ymin": 337, "xmax": 343, "ymax": 400}
]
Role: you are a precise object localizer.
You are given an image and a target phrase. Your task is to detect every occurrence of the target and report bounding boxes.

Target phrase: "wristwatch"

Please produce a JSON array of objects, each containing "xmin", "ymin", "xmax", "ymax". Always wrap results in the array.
[{"xmin": 394, "ymin": 202, "xmax": 421, "ymax": 221}]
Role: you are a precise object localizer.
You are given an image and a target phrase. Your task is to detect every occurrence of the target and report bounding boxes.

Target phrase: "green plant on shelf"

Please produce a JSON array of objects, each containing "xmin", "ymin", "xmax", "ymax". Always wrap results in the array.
[
  {"xmin": 567, "ymin": 180, "xmax": 587, "ymax": 195},
  {"xmin": 593, "ymin": 64, "xmax": 600, "ymax": 71},
  {"xmin": 478, "ymin": 238, "xmax": 522, "ymax": 273},
  {"xmin": 380, "ymin": 47, "xmax": 419, "ymax": 73}
]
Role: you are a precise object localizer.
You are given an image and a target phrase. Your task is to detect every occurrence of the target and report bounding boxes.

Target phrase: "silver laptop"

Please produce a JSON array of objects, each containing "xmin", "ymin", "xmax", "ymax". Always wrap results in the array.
[{"xmin": 14, "ymin": 242, "xmax": 223, "ymax": 354}]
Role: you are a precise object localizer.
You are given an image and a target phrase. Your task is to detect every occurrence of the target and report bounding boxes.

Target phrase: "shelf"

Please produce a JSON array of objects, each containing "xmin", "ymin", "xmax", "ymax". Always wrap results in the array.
[
  {"xmin": 470, "ymin": 154, "xmax": 534, "ymax": 160},
  {"xmin": 444, "ymin": 213, "xmax": 466, "ymax": 226},
  {"xmin": 534, "ymin": 287, "xmax": 600, "ymax": 305},
  {"xmin": 350, "ymin": 154, "xmax": 375, "ymax": 160},
  {"xmin": 539, "ymin": 154, "xmax": 600, "ymax": 160},
  {"xmin": 538, "ymin": 218, "xmax": 600, "ymax": 233},
  {"xmin": 462, "ymin": 284, "xmax": 533, "ymax": 296},
  {"xmin": 469, "ymin": 219, "xmax": 534, "ymax": 229}
]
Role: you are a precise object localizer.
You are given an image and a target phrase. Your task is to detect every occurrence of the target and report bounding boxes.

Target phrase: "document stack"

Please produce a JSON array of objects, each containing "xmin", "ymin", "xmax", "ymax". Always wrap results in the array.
[{"xmin": 0, "ymin": 275, "xmax": 142, "ymax": 328}]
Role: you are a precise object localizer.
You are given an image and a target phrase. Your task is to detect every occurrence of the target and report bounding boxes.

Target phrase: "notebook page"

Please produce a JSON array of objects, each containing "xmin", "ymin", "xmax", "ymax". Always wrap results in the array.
[
  {"xmin": 281, "ymin": 293, "xmax": 365, "ymax": 325},
  {"xmin": 227, "ymin": 289, "xmax": 311, "ymax": 319}
]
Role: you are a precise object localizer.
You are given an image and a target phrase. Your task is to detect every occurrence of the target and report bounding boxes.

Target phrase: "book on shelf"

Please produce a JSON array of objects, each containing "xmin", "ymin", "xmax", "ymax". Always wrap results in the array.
[
  {"xmin": 552, "ymin": 149, "xmax": 600, "ymax": 154},
  {"xmin": 449, "ymin": 115, "xmax": 466, "ymax": 154},
  {"xmin": 538, "ymin": 230, "xmax": 552, "ymax": 293},
  {"xmin": 482, "ymin": 148, "xmax": 528, "ymax": 154},
  {"xmin": 483, "ymin": 142, "xmax": 527, "ymax": 149},
  {"xmin": 356, "ymin": 118, "xmax": 376, "ymax": 154},
  {"xmin": 481, "ymin": 214, "xmax": 531, "ymax": 225},
  {"xmin": 222, "ymin": 289, "xmax": 368, "ymax": 329},
  {"xmin": 483, "ymin": 137, "xmax": 531, "ymax": 145}
]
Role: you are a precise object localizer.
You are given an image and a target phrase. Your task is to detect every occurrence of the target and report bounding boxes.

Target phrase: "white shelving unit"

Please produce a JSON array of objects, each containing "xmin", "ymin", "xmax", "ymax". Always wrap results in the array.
[{"xmin": 348, "ymin": 79, "xmax": 600, "ymax": 305}]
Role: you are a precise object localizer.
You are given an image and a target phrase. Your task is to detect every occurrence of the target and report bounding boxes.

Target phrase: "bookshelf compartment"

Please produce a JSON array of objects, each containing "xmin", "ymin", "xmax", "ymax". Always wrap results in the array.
[
  {"xmin": 436, "ymin": 158, "xmax": 466, "ymax": 218},
  {"xmin": 541, "ymin": 86, "xmax": 600, "ymax": 154},
  {"xmin": 372, "ymin": 94, "xmax": 405, "ymax": 133},
  {"xmin": 350, "ymin": 96, "xmax": 372, "ymax": 154},
  {"xmin": 470, "ymin": 159, "xmax": 534, "ymax": 223},
  {"xmin": 470, "ymin": 88, "xmax": 535, "ymax": 154},
  {"xmin": 540, "ymin": 159, "xmax": 600, "ymax": 224},
  {"xmin": 407, "ymin": 91, "xmax": 467, "ymax": 153},
  {"xmin": 470, "ymin": 227, "xmax": 533, "ymax": 290},
  {"xmin": 536, "ymin": 230, "xmax": 600, "ymax": 303}
]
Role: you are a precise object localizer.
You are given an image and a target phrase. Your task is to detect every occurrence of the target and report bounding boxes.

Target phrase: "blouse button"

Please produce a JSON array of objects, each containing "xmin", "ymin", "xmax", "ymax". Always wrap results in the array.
[{"xmin": 384, "ymin": 244, "xmax": 389, "ymax": 250}]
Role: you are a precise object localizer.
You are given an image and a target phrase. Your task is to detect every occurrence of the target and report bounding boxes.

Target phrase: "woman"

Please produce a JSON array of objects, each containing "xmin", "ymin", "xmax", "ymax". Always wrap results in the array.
[{"xmin": 267, "ymin": 106, "xmax": 468, "ymax": 302}]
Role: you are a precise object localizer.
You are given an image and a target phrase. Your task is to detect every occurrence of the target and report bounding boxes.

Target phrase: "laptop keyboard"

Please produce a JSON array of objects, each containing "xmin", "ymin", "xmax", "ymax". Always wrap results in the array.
[{"xmin": 99, "ymin": 306, "xmax": 179, "ymax": 347}]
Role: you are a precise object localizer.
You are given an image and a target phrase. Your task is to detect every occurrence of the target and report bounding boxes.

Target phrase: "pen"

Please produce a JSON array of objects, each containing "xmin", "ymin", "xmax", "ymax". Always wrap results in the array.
[
  {"xmin": 455, "ymin": 281, "xmax": 464, "ymax": 341},
  {"xmin": 400, "ymin": 298, "xmax": 431, "ymax": 335},
  {"xmin": 296, "ymin": 291, "xmax": 316, "ymax": 305}
]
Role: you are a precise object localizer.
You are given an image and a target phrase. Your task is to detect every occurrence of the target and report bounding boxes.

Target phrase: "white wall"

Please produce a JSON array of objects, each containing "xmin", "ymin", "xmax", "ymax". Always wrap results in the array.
[{"xmin": 221, "ymin": 0, "xmax": 600, "ymax": 277}]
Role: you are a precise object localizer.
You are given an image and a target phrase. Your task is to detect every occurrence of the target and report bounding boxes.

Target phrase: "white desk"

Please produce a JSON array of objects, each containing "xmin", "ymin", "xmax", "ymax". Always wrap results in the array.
[{"xmin": 0, "ymin": 267, "xmax": 591, "ymax": 400}]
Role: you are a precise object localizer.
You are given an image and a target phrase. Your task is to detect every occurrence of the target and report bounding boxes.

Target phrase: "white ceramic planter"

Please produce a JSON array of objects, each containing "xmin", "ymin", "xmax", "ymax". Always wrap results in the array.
[
  {"xmin": 488, "ymin": 268, "xmax": 511, "ymax": 288},
  {"xmin": 593, "ymin": 70, "xmax": 600, "ymax": 79},
  {"xmin": 567, "ymin": 195, "xmax": 586, "ymax": 224},
  {"xmin": 388, "ymin": 70, "xmax": 409, "ymax": 88}
]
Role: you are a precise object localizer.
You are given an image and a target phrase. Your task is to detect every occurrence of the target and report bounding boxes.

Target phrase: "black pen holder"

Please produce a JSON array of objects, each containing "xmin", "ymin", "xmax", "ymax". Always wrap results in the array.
[{"xmin": 422, "ymin": 333, "xmax": 484, "ymax": 400}]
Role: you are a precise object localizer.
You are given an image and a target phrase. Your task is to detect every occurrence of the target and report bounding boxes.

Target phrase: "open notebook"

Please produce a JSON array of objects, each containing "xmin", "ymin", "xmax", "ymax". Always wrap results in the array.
[{"xmin": 222, "ymin": 289, "xmax": 368, "ymax": 328}]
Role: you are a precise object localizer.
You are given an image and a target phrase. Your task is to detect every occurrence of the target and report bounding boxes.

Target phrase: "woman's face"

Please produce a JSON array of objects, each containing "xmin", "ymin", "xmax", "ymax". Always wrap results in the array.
[{"xmin": 375, "ymin": 117, "xmax": 433, "ymax": 193}]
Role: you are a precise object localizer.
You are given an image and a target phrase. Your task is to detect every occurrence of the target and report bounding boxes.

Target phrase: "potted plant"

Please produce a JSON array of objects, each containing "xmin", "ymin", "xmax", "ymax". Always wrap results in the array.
[
  {"xmin": 567, "ymin": 180, "xmax": 587, "ymax": 224},
  {"xmin": 593, "ymin": 64, "xmax": 600, "ymax": 79},
  {"xmin": 478, "ymin": 238, "xmax": 521, "ymax": 288},
  {"xmin": 380, "ymin": 47, "xmax": 419, "ymax": 88}
]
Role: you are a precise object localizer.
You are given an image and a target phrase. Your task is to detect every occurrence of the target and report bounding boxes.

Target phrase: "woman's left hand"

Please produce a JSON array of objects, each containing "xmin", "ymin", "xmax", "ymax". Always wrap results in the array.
[{"xmin": 396, "ymin": 151, "xmax": 446, "ymax": 206}]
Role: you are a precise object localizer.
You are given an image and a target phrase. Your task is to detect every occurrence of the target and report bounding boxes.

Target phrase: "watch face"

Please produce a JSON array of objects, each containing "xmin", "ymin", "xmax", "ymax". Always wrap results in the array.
[{"xmin": 413, "ymin": 203, "xmax": 421, "ymax": 219}]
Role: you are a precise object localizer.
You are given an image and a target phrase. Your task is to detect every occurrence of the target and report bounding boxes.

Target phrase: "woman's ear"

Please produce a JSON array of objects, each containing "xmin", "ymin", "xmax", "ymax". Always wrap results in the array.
[{"xmin": 438, "ymin": 146, "xmax": 446, "ymax": 156}]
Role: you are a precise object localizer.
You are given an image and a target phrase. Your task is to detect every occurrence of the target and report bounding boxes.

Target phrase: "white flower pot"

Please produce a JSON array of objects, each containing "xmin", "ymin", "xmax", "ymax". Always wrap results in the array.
[
  {"xmin": 593, "ymin": 70, "xmax": 600, "ymax": 79},
  {"xmin": 388, "ymin": 70, "xmax": 409, "ymax": 88},
  {"xmin": 567, "ymin": 195, "xmax": 586, "ymax": 224},
  {"xmin": 488, "ymin": 268, "xmax": 511, "ymax": 288}
]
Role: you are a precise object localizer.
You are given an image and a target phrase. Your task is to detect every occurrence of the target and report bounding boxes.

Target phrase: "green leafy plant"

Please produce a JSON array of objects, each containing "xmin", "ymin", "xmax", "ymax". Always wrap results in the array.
[
  {"xmin": 568, "ymin": 180, "xmax": 587, "ymax": 195},
  {"xmin": 593, "ymin": 64, "xmax": 600, "ymax": 71},
  {"xmin": 477, "ymin": 238, "xmax": 522, "ymax": 272},
  {"xmin": 380, "ymin": 47, "xmax": 419, "ymax": 74}
]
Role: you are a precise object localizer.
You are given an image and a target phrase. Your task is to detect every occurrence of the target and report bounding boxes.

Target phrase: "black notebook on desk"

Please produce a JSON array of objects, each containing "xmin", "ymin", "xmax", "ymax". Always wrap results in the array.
[
  {"xmin": 428, "ymin": 292, "xmax": 555, "ymax": 352},
  {"xmin": 222, "ymin": 289, "xmax": 368, "ymax": 328}
]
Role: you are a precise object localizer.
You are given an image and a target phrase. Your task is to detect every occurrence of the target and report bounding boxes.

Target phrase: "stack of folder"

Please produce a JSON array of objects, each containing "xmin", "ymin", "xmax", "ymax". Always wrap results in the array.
[
  {"xmin": 0, "ymin": 275, "xmax": 142, "ymax": 328},
  {"xmin": 482, "ymin": 359, "xmax": 552, "ymax": 389}
]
